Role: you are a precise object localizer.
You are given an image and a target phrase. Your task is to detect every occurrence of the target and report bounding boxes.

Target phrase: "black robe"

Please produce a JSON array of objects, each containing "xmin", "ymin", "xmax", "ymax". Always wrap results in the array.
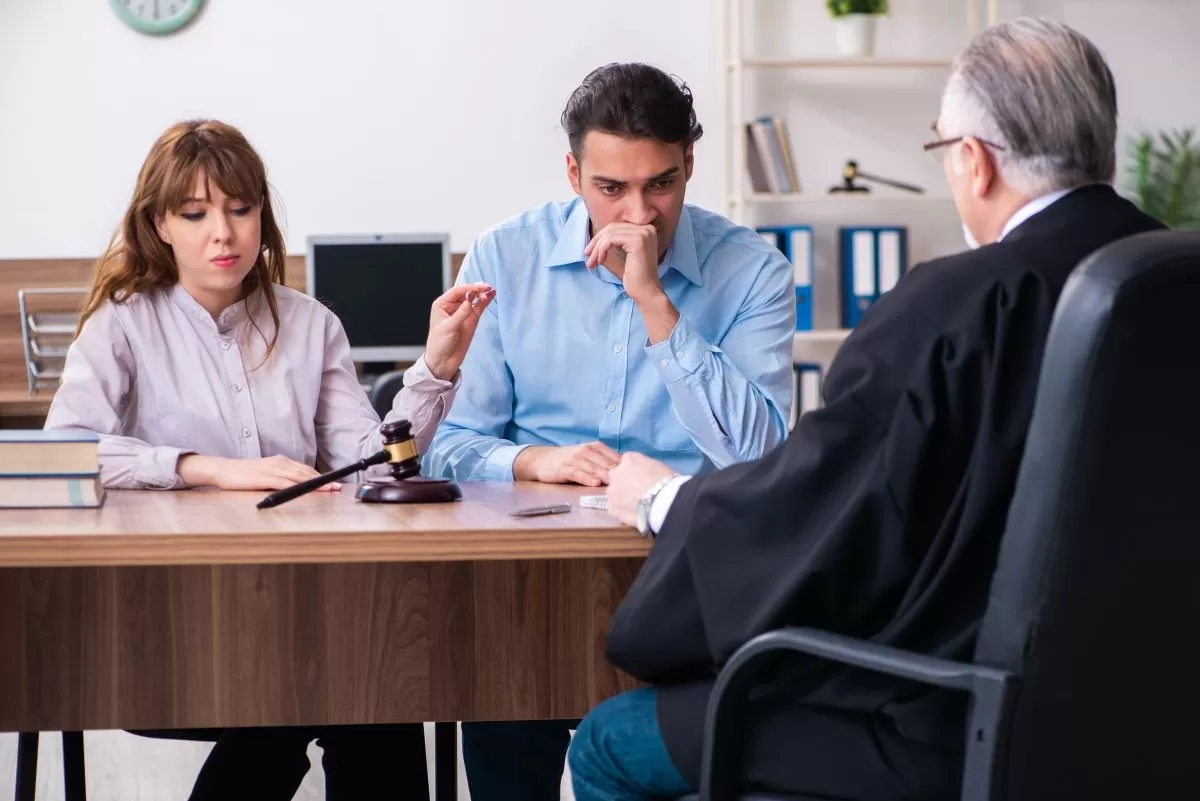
[{"xmin": 606, "ymin": 185, "xmax": 1165, "ymax": 800}]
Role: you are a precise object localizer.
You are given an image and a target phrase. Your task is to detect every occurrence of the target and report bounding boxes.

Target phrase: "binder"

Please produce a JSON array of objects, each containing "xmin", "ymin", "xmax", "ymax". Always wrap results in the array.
[
  {"xmin": 838, "ymin": 226, "xmax": 908, "ymax": 328},
  {"xmin": 790, "ymin": 361, "xmax": 823, "ymax": 430},
  {"xmin": 757, "ymin": 224, "xmax": 814, "ymax": 331}
]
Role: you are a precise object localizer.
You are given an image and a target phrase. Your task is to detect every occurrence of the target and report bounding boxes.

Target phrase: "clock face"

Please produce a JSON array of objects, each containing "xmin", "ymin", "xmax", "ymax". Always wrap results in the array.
[{"xmin": 109, "ymin": 0, "xmax": 204, "ymax": 36}]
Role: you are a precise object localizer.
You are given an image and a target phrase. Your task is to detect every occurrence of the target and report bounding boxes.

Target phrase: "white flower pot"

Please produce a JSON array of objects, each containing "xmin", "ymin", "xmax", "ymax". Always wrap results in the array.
[{"xmin": 833, "ymin": 13, "xmax": 877, "ymax": 58}]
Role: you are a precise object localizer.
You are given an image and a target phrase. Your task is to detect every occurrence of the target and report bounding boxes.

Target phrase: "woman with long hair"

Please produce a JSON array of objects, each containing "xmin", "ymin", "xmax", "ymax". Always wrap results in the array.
[{"xmin": 45, "ymin": 118, "xmax": 490, "ymax": 799}]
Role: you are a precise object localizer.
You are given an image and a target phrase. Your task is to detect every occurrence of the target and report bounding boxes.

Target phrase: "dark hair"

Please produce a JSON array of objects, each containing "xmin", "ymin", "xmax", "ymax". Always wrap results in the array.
[{"xmin": 561, "ymin": 62, "xmax": 704, "ymax": 157}]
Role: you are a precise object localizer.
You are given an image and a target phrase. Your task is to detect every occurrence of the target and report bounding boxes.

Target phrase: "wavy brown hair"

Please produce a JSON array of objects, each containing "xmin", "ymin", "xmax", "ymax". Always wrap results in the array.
[{"xmin": 78, "ymin": 119, "xmax": 286, "ymax": 359}]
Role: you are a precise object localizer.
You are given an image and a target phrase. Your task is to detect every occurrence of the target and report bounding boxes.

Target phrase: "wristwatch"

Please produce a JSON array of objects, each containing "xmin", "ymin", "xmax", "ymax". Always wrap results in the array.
[{"xmin": 635, "ymin": 474, "xmax": 678, "ymax": 538}]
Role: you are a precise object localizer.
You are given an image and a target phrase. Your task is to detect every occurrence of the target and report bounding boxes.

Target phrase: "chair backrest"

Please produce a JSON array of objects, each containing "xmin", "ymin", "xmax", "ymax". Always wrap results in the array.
[
  {"xmin": 369, "ymin": 369, "xmax": 406, "ymax": 417},
  {"xmin": 972, "ymin": 230, "xmax": 1200, "ymax": 801}
]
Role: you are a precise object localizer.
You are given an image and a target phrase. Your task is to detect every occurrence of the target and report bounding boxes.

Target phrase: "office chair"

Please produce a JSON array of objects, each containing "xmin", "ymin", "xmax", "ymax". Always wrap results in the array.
[
  {"xmin": 681, "ymin": 229, "xmax": 1200, "ymax": 801},
  {"xmin": 370, "ymin": 369, "xmax": 407, "ymax": 416}
]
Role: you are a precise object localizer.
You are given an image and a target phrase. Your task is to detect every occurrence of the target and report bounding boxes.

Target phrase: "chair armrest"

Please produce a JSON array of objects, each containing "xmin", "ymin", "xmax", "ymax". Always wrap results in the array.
[{"xmin": 698, "ymin": 627, "xmax": 1017, "ymax": 801}]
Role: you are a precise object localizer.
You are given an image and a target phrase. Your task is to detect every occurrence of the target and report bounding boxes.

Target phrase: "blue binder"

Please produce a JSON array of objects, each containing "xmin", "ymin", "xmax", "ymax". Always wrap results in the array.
[
  {"xmin": 757, "ymin": 224, "xmax": 814, "ymax": 331},
  {"xmin": 838, "ymin": 226, "xmax": 908, "ymax": 328}
]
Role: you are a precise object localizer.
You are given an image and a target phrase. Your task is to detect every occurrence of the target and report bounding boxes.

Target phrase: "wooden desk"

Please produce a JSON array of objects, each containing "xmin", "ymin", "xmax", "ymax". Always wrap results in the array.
[
  {"xmin": 0, "ymin": 386, "xmax": 53, "ymax": 423},
  {"xmin": 0, "ymin": 483, "xmax": 649, "ymax": 734}
]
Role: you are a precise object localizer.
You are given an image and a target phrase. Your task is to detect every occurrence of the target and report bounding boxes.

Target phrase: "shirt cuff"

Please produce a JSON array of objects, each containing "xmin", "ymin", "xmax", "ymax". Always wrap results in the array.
[
  {"xmin": 404, "ymin": 354, "xmax": 460, "ymax": 390},
  {"xmin": 645, "ymin": 315, "xmax": 710, "ymax": 384},
  {"xmin": 136, "ymin": 446, "xmax": 191, "ymax": 490},
  {"xmin": 483, "ymin": 444, "xmax": 532, "ymax": 482},
  {"xmin": 650, "ymin": 475, "xmax": 692, "ymax": 534}
]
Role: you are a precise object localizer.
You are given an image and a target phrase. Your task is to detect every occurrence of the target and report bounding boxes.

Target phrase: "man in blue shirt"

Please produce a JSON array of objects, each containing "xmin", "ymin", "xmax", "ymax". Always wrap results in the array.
[{"xmin": 423, "ymin": 62, "xmax": 796, "ymax": 801}]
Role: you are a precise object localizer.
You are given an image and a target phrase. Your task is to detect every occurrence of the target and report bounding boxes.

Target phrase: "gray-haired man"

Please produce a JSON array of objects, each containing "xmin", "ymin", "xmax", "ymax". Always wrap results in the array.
[{"xmin": 566, "ymin": 17, "xmax": 1165, "ymax": 801}]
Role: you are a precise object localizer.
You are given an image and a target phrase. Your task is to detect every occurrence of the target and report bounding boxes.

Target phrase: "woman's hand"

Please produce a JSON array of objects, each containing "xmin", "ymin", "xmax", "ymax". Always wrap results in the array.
[
  {"xmin": 424, "ymin": 282, "xmax": 495, "ymax": 381},
  {"xmin": 177, "ymin": 454, "xmax": 342, "ymax": 491}
]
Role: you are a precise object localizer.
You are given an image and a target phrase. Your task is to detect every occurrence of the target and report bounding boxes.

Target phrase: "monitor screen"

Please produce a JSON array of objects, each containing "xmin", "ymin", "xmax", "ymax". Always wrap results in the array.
[{"xmin": 305, "ymin": 234, "xmax": 450, "ymax": 362}]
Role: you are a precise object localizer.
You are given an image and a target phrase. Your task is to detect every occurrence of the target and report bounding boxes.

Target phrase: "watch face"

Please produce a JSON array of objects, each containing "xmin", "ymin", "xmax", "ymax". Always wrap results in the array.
[{"xmin": 635, "ymin": 498, "xmax": 650, "ymax": 534}]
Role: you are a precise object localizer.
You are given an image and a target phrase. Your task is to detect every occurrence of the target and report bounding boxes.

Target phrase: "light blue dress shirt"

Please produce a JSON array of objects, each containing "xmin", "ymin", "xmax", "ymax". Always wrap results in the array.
[{"xmin": 423, "ymin": 197, "xmax": 795, "ymax": 481}]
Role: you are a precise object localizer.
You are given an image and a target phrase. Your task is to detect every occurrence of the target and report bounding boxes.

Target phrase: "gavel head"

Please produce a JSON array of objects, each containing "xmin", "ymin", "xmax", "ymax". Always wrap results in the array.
[{"xmin": 380, "ymin": 420, "xmax": 422, "ymax": 480}]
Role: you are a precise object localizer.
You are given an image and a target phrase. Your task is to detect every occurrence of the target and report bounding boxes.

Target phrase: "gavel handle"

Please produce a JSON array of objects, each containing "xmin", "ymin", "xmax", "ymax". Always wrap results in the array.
[
  {"xmin": 256, "ymin": 450, "xmax": 390, "ymax": 509},
  {"xmin": 857, "ymin": 170, "xmax": 925, "ymax": 194}
]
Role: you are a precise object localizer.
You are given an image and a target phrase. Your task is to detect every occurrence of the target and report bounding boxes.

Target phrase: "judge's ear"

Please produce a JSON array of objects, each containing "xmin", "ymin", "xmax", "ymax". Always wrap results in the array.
[{"xmin": 957, "ymin": 137, "xmax": 997, "ymax": 198}]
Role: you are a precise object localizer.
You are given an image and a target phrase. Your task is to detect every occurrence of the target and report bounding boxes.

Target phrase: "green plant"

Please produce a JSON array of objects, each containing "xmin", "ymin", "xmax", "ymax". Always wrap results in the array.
[
  {"xmin": 1123, "ymin": 128, "xmax": 1200, "ymax": 229},
  {"xmin": 826, "ymin": 0, "xmax": 889, "ymax": 16}
]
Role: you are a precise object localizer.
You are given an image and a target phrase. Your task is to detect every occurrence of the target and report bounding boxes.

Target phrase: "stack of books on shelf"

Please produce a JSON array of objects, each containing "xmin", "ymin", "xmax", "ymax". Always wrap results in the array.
[
  {"xmin": 745, "ymin": 115, "xmax": 800, "ymax": 194},
  {"xmin": 0, "ymin": 429, "xmax": 105, "ymax": 508}
]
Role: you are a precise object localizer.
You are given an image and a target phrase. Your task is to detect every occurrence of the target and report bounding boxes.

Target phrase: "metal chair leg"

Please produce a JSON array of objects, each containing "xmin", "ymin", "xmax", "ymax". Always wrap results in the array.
[
  {"xmin": 434, "ymin": 722, "xmax": 458, "ymax": 801},
  {"xmin": 14, "ymin": 733, "xmax": 38, "ymax": 801},
  {"xmin": 62, "ymin": 731, "xmax": 86, "ymax": 801}
]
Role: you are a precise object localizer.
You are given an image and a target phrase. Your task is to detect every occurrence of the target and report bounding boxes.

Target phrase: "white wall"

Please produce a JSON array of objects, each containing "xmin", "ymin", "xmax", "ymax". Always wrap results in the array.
[
  {"xmin": 1, "ymin": 1, "xmax": 1196, "ymax": 263},
  {"xmin": 0, "ymin": 0, "xmax": 723, "ymax": 258}
]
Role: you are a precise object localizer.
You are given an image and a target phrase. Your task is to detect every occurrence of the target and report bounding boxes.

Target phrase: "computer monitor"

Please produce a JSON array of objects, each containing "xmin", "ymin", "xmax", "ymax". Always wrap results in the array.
[{"xmin": 305, "ymin": 233, "xmax": 451, "ymax": 363}]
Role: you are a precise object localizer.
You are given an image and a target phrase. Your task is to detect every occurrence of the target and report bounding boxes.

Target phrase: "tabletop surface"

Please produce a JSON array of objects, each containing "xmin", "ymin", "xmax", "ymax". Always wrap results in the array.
[{"xmin": 0, "ymin": 482, "xmax": 648, "ymax": 567}]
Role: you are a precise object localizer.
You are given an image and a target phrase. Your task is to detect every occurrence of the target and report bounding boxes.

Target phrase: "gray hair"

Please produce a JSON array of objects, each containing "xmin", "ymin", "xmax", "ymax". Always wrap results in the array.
[{"xmin": 940, "ymin": 17, "xmax": 1118, "ymax": 197}]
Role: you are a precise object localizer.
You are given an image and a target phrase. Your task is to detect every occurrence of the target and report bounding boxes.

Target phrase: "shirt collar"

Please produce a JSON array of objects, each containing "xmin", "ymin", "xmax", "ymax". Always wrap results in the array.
[
  {"xmin": 998, "ymin": 187, "xmax": 1077, "ymax": 242},
  {"xmin": 543, "ymin": 199, "xmax": 592, "ymax": 269},
  {"xmin": 543, "ymin": 199, "xmax": 704, "ymax": 287},
  {"xmin": 168, "ymin": 282, "xmax": 251, "ymax": 333}
]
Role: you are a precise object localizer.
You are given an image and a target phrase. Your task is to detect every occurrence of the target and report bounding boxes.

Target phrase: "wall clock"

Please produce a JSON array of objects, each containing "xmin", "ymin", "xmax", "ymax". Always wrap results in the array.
[{"xmin": 109, "ymin": 0, "xmax": 204, "ymax": 36}]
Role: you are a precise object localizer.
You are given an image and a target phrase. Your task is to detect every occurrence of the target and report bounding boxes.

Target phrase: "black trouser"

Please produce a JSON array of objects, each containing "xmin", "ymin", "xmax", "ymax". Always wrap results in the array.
[
  {"xmin": 174, "ymin": 723, "xmax": 429, "ymax": 801},
  {"xmin": 461, "ymin": 719, "xmax": 578, "ymax": 801}
]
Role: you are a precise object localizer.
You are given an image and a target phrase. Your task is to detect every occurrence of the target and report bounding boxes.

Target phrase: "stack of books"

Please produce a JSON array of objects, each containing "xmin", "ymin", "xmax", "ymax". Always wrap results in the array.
[{"xmin": 0, "ymin": 429, "xmax": 105, "ymax": 508}]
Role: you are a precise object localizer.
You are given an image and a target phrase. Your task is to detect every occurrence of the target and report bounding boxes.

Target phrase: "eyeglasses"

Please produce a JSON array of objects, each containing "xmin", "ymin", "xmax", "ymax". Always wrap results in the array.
[{"xmin": 923, "ymin": 122, "xmax": 1006, "ymax": 166}]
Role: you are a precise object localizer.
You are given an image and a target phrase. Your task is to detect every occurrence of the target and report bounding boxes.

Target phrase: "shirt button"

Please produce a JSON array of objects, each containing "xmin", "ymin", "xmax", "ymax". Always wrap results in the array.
[
  {"xmin": 221, "ymin": 339, "xmax": 232, "ymax": 351},
  {"xmin": 660, "ymin": 359, "xmax": 670, "ymax": 367},
  {"xmin": 606, "ymin": 403, "xmax": 616, "ymax": 413},
  {"xmin": 231, "ymin": 383, "xmax": 242, "ymax": 392},
  {"xmin": 614, "ymin": 345, "xmax": 623, "ymax": 353},
  {"xmin": 240, "ymin": 427, "xmax": 251, "ymax": 438}
]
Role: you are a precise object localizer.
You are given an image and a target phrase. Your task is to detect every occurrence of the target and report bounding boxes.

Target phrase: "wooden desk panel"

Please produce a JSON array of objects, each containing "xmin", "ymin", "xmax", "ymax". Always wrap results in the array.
[
  {"xmin": 0, "ymin": 483, "xmax": 649, "ymax": 567},
  {"xmin": 0, "ymin": 387, "xmax": 53, "ymax": 419},
  {"xmin": 0, "ymin": 485, "xmax": 649, "ymax": 733}
]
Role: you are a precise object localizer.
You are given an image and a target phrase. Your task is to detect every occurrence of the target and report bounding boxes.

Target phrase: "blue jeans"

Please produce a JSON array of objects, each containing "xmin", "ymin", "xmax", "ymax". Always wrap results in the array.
[{"xmin": 569, "ymin": 688, "xmax": 694, "ymax": 801}]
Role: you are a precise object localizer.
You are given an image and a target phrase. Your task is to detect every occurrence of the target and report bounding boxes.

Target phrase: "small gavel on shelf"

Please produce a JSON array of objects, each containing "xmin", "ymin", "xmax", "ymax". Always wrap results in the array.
[{"xmin": 256, "ymin": 420, "xmax": 462, "ymax": 509}]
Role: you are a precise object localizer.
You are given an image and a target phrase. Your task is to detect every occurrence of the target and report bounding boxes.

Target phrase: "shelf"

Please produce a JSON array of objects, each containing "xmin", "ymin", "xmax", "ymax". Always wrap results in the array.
[
  {"xmin": 734, "ymin": 57, "xmax": 954, "ymax": 70},
  {"xmin": 722, "ymin": 0, "xmax": 999, "ymax": 227},
  {"xmin": 737, "ymin": 193, "xmax": 955, "ymax": 205},
  {"xmin": 794, "ymin": 329, "xmax": 851, "ymax": 345}
]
